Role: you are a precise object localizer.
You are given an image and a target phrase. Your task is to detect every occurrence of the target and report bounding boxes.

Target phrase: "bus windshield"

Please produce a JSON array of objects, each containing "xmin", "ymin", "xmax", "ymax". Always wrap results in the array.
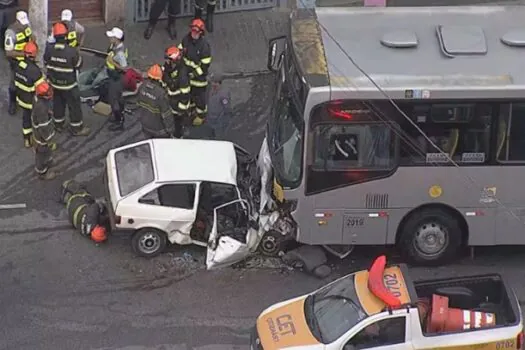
[{"xmin": 268, "ymin": 60, "xmax": 304, "ymax": 188}]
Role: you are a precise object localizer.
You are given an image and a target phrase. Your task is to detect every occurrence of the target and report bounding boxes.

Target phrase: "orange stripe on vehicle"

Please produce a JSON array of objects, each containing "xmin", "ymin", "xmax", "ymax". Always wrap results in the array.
[
  {"xmin": 354, "ymin": 266, "xmax": 411, "ymax": 316},
  {"xmin": 256, "ymin": 297, "xmax": 320, "ymax": 350}
]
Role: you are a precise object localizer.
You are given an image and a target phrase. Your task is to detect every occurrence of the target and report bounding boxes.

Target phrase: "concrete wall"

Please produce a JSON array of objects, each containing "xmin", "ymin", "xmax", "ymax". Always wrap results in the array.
[{"xmin": 103, "ymin": 0, "xmax": 127, "ymax": 23}]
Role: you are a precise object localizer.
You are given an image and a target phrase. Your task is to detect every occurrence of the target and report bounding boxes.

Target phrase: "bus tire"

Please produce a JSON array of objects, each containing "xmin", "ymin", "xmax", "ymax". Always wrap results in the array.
[
  {"xmin": 398, "ymin": 208, "xmax": 462, "ymax": 266},
  {"xmin": 131, "ymin": 228, "xmax": 167, "ymax": 258},
  {"xmin": 258, "ymin": 230, "xmax": 289, "ymax": 257}
]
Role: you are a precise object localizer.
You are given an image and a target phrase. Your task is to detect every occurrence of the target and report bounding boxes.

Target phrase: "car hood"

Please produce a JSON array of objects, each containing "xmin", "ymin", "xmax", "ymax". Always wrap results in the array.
[{"xmin": 256, "ymin": 296, "xmax": 321, "ymax": 350}]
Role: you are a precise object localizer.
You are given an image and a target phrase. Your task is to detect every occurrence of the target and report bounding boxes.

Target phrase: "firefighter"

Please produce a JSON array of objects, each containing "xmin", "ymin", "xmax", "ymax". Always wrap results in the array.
[
  {"xmin": 44, "ymin": 22, "xmax": 90, "ymax": 136},
  {"xmin": 206, "ymin": 72, "xmax": 232, "ymax": 138},
  {"xmin": 137, "ymin": 64, "xmax": 174, "ymax": 139},
  {"xmin": 104, "ymin": 27, "xmax": 128, "ymax": 132},
  {"xmin": 32, "ymin": 80, "xmax": 57, "ymax": 180},
  {"xmin": 178, "ymin": 19, "xmax": 212, "ymax": 127},
  {"xmin": 143, "ymin": 0, "xmax": 180, "ymax": 40},
  {"xmin": 163, "ymin": 46, "xmax": 190, "ymax": 138},
  {"xmin": 194, "ymin": 0, "xmax": 216, "ymax": 33},
  {"xmin": 4, "ymin": 10, "xmax": 35, "ymax": 116},
  {"xmin": 13, "ymin": 40, "xmax": 44, "ymax": 148},
  {"xmin": 60, "ymin": 180, "xmax": 109, "ymax": 239}
]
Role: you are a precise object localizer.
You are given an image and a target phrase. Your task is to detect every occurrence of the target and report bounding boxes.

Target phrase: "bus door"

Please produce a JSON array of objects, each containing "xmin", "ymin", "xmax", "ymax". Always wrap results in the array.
[{"xmin": 306, "ymin": 101, "xmax": 397, "ymax": 245}]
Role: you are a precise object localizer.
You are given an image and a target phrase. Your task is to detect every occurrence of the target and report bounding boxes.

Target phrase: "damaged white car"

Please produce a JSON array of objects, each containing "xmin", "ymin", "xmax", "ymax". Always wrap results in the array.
[{"xmin": 103, "ymin": 139, "xmax": 295, "ymax": 269}]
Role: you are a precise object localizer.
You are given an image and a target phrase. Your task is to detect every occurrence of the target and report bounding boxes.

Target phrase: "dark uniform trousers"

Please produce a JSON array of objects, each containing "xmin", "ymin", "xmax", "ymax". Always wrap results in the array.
[
  {"xmin": 6, "ymin": 21, "xmax": 32, "ymax": 113},
  {"xmin": 163, "ymin": 63, "xmax": 191, "ymax": 137},
  {"xmin": 148, "ymin": 0, "xmax": 180, "ymax": 26},
  {"xmin": 44, "ymin": 42, "xmax": 84, "ymax": 132},
  {"xmin": 13, "ymin": 59, "xmax": 45, "ymax": 142},
  {"xmin": 136, "ymin": 79, "xmax": 175, "ymax": 139},
  {"xmin": 178, "ymin": 34, "xmax": 212, "ymax": 121},
  {"xmin": 104, "ymin": 44, "xmax": 128, "ymax": 125},
  {"xmin": 31, "ymin": 97, "xmax": 55, "ymax": 175}
]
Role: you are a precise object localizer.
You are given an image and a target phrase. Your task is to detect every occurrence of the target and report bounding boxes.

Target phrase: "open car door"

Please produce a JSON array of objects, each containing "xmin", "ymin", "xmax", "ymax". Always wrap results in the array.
[{"xmin": 206, "ymin": 199, "xmax": 259, "ymax": 269}]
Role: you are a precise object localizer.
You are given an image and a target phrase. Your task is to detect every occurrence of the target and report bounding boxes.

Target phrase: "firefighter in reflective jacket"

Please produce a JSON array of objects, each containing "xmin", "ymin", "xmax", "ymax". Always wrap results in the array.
[
  {"xmin": 178, "ymin": 19, "xmax": 212, "ymax": 127},
  {"xmin": 163, "ymin": 46, "xmax": 191, "ymax": 138},
  {"xmin": 60, "ymin": 180, "xmax": 109, "ymax": 240},
  {"xmin": 104, "ymin": 27, "xmax": 128, "ymax": 132},
  {"xmin": 44, "ymin": 22, "xmax": 90, "ymax": 136},
  {"xmin": 4, "ymin": 10, "xmax": 35, "ymax": 115},
  {"xmin": 32, "ymin": 81, "xmax": 57, "ymax": 180},
  {"xmin": 137, "ymin": 64, "xmax": 175, "ymax": 139},
  {"xmin": 13, "ymin": 41, "xmax": 44, "ymax": 148}
]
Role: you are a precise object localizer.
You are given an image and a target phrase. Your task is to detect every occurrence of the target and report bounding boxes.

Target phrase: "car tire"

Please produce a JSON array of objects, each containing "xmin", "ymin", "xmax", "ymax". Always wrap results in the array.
[
  {"xmin": 399, "ymin": 208, "xmax": 462, "ymax": 266},
  {"xmin": 258, "ymin": 230, "xmax": 289, "ymax": 257},
  {"xmin": 131, "ymin": 228, "xmax": 168, "ymax": 258}
]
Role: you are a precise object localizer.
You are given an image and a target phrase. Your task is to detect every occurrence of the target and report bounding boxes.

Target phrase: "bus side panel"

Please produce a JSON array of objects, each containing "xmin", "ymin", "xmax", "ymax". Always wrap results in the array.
[{"xmin": 493, "ymin": 166, "xmax": 525, "ymax": 245}]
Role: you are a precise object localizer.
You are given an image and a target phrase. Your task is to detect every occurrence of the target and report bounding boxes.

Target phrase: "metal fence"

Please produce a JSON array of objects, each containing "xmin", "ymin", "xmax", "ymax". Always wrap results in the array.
[{"xmin": 135, "ymin": 0, "xmax": 277, "ymax": 22}]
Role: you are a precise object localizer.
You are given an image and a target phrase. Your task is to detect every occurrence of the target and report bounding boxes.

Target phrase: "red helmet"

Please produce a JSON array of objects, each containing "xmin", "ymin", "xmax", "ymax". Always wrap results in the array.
[
  {"xmin": 23, "ymin": 41, "xmax": 38, "ymax": 58},
  {"xmin": 190, "ymin": 18, "xmax": 205, "ymax": 33},
  {"xmin": 164, "ymin": 46, "xmax": 181, "ymax": 61},
  {"xmin": 35, "ymin": 81, "xmax": 53, "ymax": 98},
  {"xmin": 52, "ymin": 22, "xmax": 68, "ymax": 37}
]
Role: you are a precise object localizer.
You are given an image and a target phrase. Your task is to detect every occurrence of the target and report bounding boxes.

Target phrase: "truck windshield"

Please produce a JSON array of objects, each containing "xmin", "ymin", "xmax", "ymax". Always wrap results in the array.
[
  {"xmin": 268, "ymin": 63, "xmax": 304, "ymax": 188},
  {"xmin": 114, "ymin": 143, "xmax": 155, "ymax": 197},
  {"xmin": 304, "ymin": 274, "xmax": 367, "ymax": 344}
]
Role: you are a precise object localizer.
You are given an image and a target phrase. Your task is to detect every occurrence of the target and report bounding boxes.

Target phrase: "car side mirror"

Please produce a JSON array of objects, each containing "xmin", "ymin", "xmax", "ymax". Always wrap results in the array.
[{"xmin": 267, "ymin": 36, "xmax": 286, "ymax": 72}]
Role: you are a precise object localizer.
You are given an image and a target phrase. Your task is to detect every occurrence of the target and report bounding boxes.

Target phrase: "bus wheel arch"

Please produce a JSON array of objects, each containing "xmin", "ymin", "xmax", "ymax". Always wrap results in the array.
[{"xmin": 395, "ymin": 203, "xmax": 468, "ymax": 266}]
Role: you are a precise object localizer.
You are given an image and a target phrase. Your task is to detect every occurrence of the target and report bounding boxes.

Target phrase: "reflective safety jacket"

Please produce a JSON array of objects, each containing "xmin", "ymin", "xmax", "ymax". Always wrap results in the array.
[
  {"xmin": 106, "ymin": 43, "xmax": 128, "ymax": 79},
  {"xmin": 7, "ymin": 21, "xmax": 32, "ymax": 60},
  {"xmin": 162, "ymin": 62, "xmax": 191, "ymax": 115},
  {"xmin": 13, "ymin": 59, "xmax": 44, "ymax": 110},
  {"xmin": 63, "ymin": 20, "xmax": 79, "ymax": 47},
  {"xmin": 137, "ymin": 79, "xmax": 175, "ymax": 138},
  {"xmin": 44, "ymin": 42, "xmax": 81, "ymax": 90},
  {"xmin": 31, "ymin": 97, "xmax": 55, "ymax": 146},
  {"xmin": 178, "ymin": 34, "xmax": 212, "ymax": 88}
]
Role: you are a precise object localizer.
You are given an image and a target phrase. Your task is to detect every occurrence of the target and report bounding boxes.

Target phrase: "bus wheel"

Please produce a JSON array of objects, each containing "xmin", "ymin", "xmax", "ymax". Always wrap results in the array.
[
  {"xmin": 398, "ymin": 208, "xmax": 462, "ymax": 266},
  {"xmin": 258, "ymin": 230, "xmax": 289, "ymax": 257}
]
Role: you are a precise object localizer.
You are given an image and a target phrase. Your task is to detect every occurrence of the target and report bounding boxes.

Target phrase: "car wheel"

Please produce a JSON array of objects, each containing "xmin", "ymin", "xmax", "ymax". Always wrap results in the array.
[
  {"xmin": 399, "ymin": 208, "xmax": 462, "ymax": 266},
  {"xmin": 131, "ymin": 228, "xmax": 167, "ymax": 258},
  {"xmin": 258, "ymin": 230, "xmax": 289, "ymax": 257}
]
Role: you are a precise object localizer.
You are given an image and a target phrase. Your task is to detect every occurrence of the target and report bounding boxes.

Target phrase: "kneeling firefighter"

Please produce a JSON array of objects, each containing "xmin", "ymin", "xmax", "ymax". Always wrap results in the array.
[{"xmin": 60, "ymin": 180, "xmax": 109, "ymax": 242}]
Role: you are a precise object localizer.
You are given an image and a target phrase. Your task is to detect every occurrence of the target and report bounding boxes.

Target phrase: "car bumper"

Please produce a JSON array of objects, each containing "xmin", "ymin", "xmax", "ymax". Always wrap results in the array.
[{"xmin": 102, "ymin": 167, "xmax": 117, "ymax": 231}]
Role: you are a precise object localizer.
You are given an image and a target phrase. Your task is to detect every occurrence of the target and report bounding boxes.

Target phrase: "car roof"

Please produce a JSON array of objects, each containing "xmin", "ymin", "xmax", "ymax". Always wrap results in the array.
[
  {"xmin": 150, "ymin": 139, "xmax": 238, "ymax": 185},
  {"xmin": 291, "ymin": 6, "xmax": 525, "ymax": 97}
]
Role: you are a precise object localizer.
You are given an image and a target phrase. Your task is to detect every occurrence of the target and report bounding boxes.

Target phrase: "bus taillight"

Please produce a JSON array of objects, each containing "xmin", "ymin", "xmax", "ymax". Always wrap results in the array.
[{"xmin": 328, "ymin": 106, "xmax": 353, "ymax": 120}]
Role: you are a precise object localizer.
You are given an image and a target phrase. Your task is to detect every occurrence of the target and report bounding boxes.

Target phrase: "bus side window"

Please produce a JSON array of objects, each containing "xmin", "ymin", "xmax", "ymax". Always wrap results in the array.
[{"xmin": 497, "ymin": 103, "xmax": 525, "ymax": 162}]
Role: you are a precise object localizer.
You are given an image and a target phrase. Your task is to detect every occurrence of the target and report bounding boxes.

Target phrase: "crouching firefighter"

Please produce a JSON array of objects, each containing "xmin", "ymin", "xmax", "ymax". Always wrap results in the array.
[
  {"xmin": 137, "ymin": 64, "xmax": 175, "ymax": 139},
  {"xmin": 178, "ymin": 19, "xmax": 211, "ymax": 127},
  {"xmin": 163, "ymin": 46, "xmax": 190, "ymax": 138},
  {"xmin": 60, "ymin": 180, "xmax": 109, "ymax": 242},
  {"xmin": 13, "ymin": 40, "xmax": 44, "ymax": 148},
  {"xmin": 32, "ymin": 81, "xmax": 58, "ymax": 180}
]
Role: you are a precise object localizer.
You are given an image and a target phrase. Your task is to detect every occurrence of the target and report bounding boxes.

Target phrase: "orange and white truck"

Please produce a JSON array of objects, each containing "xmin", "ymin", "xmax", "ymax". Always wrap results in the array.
[{"xmin": 251, "ymin": 256, "xmax": 524, "ymax": 350}]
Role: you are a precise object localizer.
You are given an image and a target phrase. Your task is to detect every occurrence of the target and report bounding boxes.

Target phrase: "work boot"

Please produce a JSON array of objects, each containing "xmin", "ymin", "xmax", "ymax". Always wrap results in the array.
[
  {"xmin": 8, "ymin": 90, "xmax": 16, "ymax": 115},
  {"xmin": 71, "ymin": 126, "xmax": 91, "ymax": 136},
  {"xmin": 23, "ymin": 135, "xmax": 33, "ymax": 149},
  {"xmin": 108, "ymin": 121, "xmax": 124, "ymax": 132},
  {"xmin": 143, "ymin": 24, "xmax": 155, "ymax": 40},
  {"xmin": 194, "ymin": 7, "xmax": 203, "ymax": 19},
  {"xmin": 55, "ymin": 122, "xmax": 65, "ymax": 133},
  {"xmin": 205, "ymin": 5, "xmax": 215, "ymax": 33},
  {"xmin": 167, "ymin": 16, "xmax": 177, "ymax": 40},
  {"xmin": 39, "ymin": 170, "xmax": 57, "ymax": 181}
]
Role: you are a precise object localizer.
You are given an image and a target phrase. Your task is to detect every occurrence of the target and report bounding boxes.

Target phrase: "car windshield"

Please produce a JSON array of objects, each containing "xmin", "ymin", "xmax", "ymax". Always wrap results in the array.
[
  {"xmin": 268, "ymin": 66, "xmax": 303, "ymax": 188},
  {"xmin": 114, "ymin": 143, "xmax": 155, "ymax": 197},
  {"xmin": 304, "ymin": 274, "xmax": 367, "ymax": 344}
]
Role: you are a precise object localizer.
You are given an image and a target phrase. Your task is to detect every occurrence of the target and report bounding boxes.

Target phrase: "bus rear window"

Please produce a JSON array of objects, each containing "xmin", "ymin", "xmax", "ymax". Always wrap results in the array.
[
  {"xmin": 312, "ymin": 123, "xmax": 396, "ymax": 171},
  {"xmin": 114, "ymin": 144, "xmax": 155, "ymax": 197}
]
